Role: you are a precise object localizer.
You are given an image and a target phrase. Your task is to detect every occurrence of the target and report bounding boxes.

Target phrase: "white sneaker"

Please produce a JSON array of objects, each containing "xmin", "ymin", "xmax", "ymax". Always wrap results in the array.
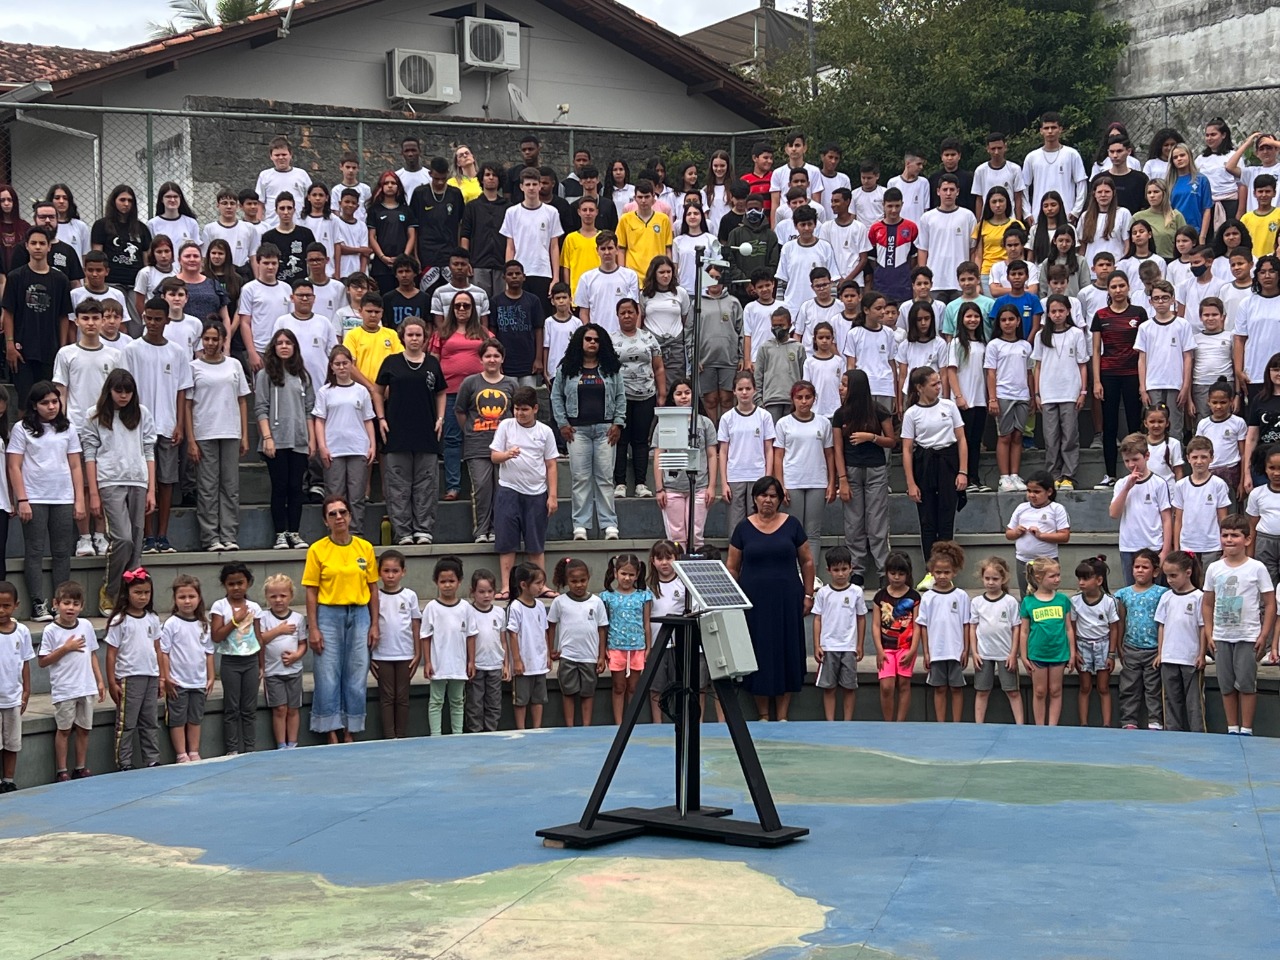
[
  {"xmin": 75, "ymin": 534, "xmax": 95, "ymax": 558},
  {"xmin": 604, "ymin": 526, "xmax": 619, "ymax": 540},
  {"xmin": 413, "ymin": 532, "xmax": 433, "ymax": 545},
  {"xmin": 286, "ymin": 532, "xmax": 307, "ymax": 549},
  {"xmin": 222, "ymin": 541, "xmax": 240, "ymax": 551},
  {"xmin": 92, "ymin": 532, "xmax": 109, "ymax": 555},
  {"xmin": 1094, "ymin": 475, "xmax": 1115, "ymax": 489},
  {"xmin": 1011, "ymin": 475, "xmax": 1027, "ymax": 491},
  {"xmin": 614, "ymin": 484, "xmax": 627, "ymax": 499},
  {"xmin": 207, "ymin": 542, "xmax": 226, "ymax": 552},
  {"xmin": 397, "ymin": 535, "xmax": 415, "ymax": 546},
  {"xmin": 273, "ymin": 533, "xmax": 289, "ymax": 550},
  {"xmin": 475, "ymin": 535, "xmax": 488, "ymax": 543},
  {"xmin": 573, "ymin": 527, "xmax": 588, "ymax": 541},
  {"xmin": 634, "ymin": 484, "xmax": 654, "ymax": 498},
  {"xmin": 998, "ymin": 476, "xmax": 1018, "ymax": 493}
]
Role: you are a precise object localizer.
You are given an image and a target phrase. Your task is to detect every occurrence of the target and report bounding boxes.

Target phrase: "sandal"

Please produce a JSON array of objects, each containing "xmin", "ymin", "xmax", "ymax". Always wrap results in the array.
[
  {"xmin": 493, "ymin": 591, "xmax": 510, "ymax": 602},
  {"xmin": 443, "ymin": 490, "xmax": 460, "ymax": 501},
  {"xmin": 538, "ymin": 588, "xmax": 558, "ymax": 599}
]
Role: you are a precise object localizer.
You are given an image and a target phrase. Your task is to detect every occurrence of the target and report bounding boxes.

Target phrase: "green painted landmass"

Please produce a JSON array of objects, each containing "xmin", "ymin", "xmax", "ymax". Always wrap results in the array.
[
  {"xmin": 703, "ymin": 742, "xmax": 1235, "ymax": 805},
  {"xmin": 1, "ymin": 833, "xmax": 829, "ymax": 960}
]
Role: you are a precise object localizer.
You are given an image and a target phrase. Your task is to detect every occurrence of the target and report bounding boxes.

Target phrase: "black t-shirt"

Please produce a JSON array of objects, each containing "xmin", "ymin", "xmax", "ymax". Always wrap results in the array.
[
  {"xmin": 570, "ymin": 369, "xmax": 607, "ymax": 425},
  {"xmin": 368, "ymin": 204, "xmax": 413, "ymax": 269},
  {"xmin": 382, "ymin": 289, "xmax": 431, "ymax": 332},
  {"xmin": 831, "ymin": 405, "xmax": 892, "ymax": 468},
  {"xmin": 1092, "ymin": 169, "xmax": 1150, "ymax": 215},
  {"xmin": 1, "ymin": 264, "xmax": 73, "ymax": 363},
  {"xmin": 1248, "ymin": 395, "xmax": 1280, "ymax": 473},
  {"xmin": 89, "ymin": 219, "xmax": 152, "ymax": 286},
  {"xmin": 375, "ymin": 353, "xmax": 445, "ymax": 453},
  {"xmin": 718, "ymin": 211, "xmax": 744, "ymax": 244},
  {"xmin": 491, "ymin": 290, "xmax": 545, "ymax": 377},
  {"xmin": 928, "ymin": 168, "xmax": 974, "ymax": 209},
  {"xmin": 409, "ymin": 183, "xmax": 465, "ymax": 269},
  {"xmin": 460, "ymin": 195, "xmax": 510, "ymax": 269},
  {"xmin": 568, "ymin": 195, "xmax": 618, "ymax": 233},
  {"xmin": 11, "ymin": 241, "xmax": 85, "ymax": 283},
  {"xmin": 259, "ymin": 225, "xmax": 316, "ymax": 285}
]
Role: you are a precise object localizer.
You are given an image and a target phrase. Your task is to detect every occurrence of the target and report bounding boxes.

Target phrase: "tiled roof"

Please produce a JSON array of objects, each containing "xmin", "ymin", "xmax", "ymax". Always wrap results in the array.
[{"xmin": 0, "ymin": 42, "xmax": 117, "ymax": 85}]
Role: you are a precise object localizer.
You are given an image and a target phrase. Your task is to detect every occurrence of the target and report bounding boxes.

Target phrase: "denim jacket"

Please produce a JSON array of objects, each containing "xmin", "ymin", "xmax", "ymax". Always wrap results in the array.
[{"xmin": 551, "ymin": 366, "xmax": 627, "ymax": 426}]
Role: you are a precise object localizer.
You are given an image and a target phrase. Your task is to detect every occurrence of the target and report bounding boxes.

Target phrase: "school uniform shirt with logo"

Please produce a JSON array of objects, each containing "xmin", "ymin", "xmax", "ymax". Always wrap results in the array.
[
  {"xmin": 500, "ymin": 203, "xmax": 564, "ymax": 279},
  {"xmin": 916, "ymin": 587, "xmax": 971, "ymax": 661},
  {"xmin": 469, "ymin": 601, "xmax": 506, "ymax": 671},
  {"xmin": 776, "ymin": 239, "xmax": 841, "ymax": 300},
  {"xmin": 159, "ymin": 616, "xmax": 214, "ymax": 689},
  {"xmin": 1235, "ymin": 293, "xmax": 1280, "ymax": 382},
  {"xmin": 818, "ymin": 218, "xmax": 872, "ymax": 279},
  {"xmin": 1030, "ymin": 327, "xmax": 1088, "ymax": 404},
  {"xmin": 743, "ymin": 300, "xmax": 777, "ymax": 363},
  {"xmin": 1246, "ymin": 484, "xmax": 1280, "ymax": 536},
  {"xmin": 1155, "ymin": 588, "xmax": 1205, "ymax": 666},
  {"xmin": 375, "ymin": 587, "xmax": 421, "ymax": 661},
  {"xmin": 490, "ymin": 418, "xmax": 558, "ymax": 495},
  {"xmin": 794, "ymin": 298, "xmax": 844, "ymax": 353},
  {"xmin": 272, "ymin": 314, "xmax": 334, "ymax": 392},
  {"xmin": 1069, "ymin": 592, "xmax": 1119, "ymax": 644},
  {"xmin": 1133, "ymin": 316, "xmax": 1195, "ymax": 391},
  {"xmin": 886, "ymin": 175, "xmax": 930, "ymax": 225},
  {"xmin": 813, "ymin": 584, "xmax": 867, "ymax": 653},
  {"xmin": 1007, "ymin": 501, "xmax": 1071, "ymax": 562},
  {"xmin": 901, "ymin": 398, "xmax": 962, "ymax": 449},
  {"xmin": 71, "ymin": 284, "xmax": 128, "ymax": 319},
  {"xmin": 944, "ymin": 339, "xmax": 987, "ymax": 407},
  {"xmin": 1146, "ymin": 437, "xmax": 1185, "ymax": 484},
  {"xmin": 0, "ymin": 624, "xmax": 35, "ymax": 710},
  {"xmin": 313, "ymin": 382, "xmax": 374, "ymax": 459},
  {"xmin": 39, "ymin": 619, "xmax": 100, "ymax": 703},
  {"xmin": 817, "ymin": 170, "xmax": 853, "ymax": 218},
  {"xmin": 919, "ymin": 207, "xmax": 978, "ymax": 290},
  {"xmin": 255, "ymin": 167, "xmax": 314, "ymax": 224},
  {"xmin": 421, "ymin": 599, "xmax": 479, "ymax": 681},
  {"xmin": 203, "ymin": 220, "xmax": 260, "ymax": 267},
  {"xmin": 970, "ymin": 593, "xmax": 1020, "ymax": 660},
  {"xmin": 982, "ymin": 337, "xmax": 1032, "ymax": 401},
  {"xmin": 1193, "ymin": 328, "xmax": 1234, "ymax": 386},
  {"xmin": 845, "ymin": 325, "xmax": 898, "ymax": 396},
  {"xmin": 648, "ymin": 579, "xmax": 686, "ymax": 647},
  {"xmin": 896, "ymin": 338, "xmax": 949, "ymax": 395},
  {"xmin": 1018, "ymin": 592, "xmax": 1072, "ymax": 662},
  {"xmin": 9, "ymin": 422, "xmax": 81, "ymax": 504},
  {"xmin": 52, "ymin": 343, "xmax": 122, "ymax": 426},
  {"xmin": 803, "ymin": 353, "xmax": 845, "ymax": 417},
  {"xmin": 1172, "ymin": 475, "xmax": 1231, "ymax": 553},
  {"xmin": 121, "ymin": 338, "xmax": 193, "ymax": 438},
  {"xmin": 1111, "ymin": 473, "xmax": 1172, "ymax": 552},
  {"xmin": 506, "ymin": 598, "xmax": 549, "ymax": 675},
  {"xmin": 259, "ymin": 609, "xmax": 306, "ymax": 677},
  {"xmin": 717, "ymin": 406, "xmax": 777, "ymax": 484},
  {"xmin": 1202, "ymin": 556, "xmax": 1273, "ymax": 643},
  {"xmin": 774, "ymin": 414, "xmax": 834, "ymax": 490},
  {"xmin": 1195, "ymin": 413, "xmax": 1246, "ymax": 469},
  {"xmin": 236, "ymin": 279, "xmax": 293, "ymax": 353},
  {"xmin": 333, "ymin": 216, "xmax": 368, "ymax": 277},
  {"xmin": 187, "ymin": 358, "xmax": 251, "ymax": 442},
  {"xmin": 548, "ymin": 593, "xmax": 609, "ymax": 663},
  {"xmin": 971, "ymin": 161, "xmax": 1026, "ymax": 210},
  {"xmin": 104, "ymin": 612, "xmax": 161, "ymax": 680},
  {"xmin": 574, "ymin": 266, "xmax": 640, "ymax": 336}
]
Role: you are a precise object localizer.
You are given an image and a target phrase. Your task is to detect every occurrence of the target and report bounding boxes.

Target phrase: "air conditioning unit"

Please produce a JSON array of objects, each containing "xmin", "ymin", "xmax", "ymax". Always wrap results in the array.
[
  {"xmin": 457, "ymin": 16, "xmax": 521, "ymax": 73},
  {"xmin": 385, "ymin": 49, "xmax": 461, "ymax": 105}
]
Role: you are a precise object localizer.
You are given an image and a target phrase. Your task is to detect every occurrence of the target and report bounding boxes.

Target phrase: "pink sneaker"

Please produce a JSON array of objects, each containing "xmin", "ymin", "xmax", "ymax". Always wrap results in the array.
[
  {"xmin": 187, "ymin": 752, "xmax": 201, "ymax": 761},
  {"xmin": 176, "ymin": 753, "xmax": 189, "ymax": 763}
]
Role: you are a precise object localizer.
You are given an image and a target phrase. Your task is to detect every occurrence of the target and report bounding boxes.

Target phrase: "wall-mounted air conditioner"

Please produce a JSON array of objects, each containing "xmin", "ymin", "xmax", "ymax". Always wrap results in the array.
[
  {"xmin": 386, "ymin": 49, "xmax": 461, "ymax": 105},
  {"xmin": 457, "ymin": 16, "xmax": 521, "ymax": 73}
]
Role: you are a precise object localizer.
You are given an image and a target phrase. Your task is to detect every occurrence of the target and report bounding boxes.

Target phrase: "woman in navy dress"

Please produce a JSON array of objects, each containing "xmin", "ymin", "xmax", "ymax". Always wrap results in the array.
[{"xmin": 727, "ymin": 475, "xmax": 816, "ymax": 720}]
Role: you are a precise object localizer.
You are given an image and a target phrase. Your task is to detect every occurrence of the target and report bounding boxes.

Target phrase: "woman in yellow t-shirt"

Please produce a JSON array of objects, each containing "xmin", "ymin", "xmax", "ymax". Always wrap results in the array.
[
  {"xmin": 304, "ymin": 494, "xmax": 380, "ymax": 743},
  {"xmin": 449, "ymin": 145, "xmax": 482, "ymax": 204},
  {"xmin": 971, "ymin": 186, "xmax": 1023, "ymax": 291}
]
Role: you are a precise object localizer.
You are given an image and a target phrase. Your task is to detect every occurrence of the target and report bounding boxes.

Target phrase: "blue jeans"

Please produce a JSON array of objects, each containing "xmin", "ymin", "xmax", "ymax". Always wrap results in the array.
[
  {"xmin": 443, "ymin": 394, "xmax": 462, "ymax": 493},
  {"xmin": 311, "ymin": 603, "xmax": 371, "ymax": 733},
  {"xmin": 569, "ymin": 423, "xmax": 617, "ymax": 532}
]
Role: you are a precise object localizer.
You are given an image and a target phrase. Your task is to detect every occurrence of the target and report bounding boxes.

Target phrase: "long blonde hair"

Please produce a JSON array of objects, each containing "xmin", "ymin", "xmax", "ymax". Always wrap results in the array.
[
  {"xmin": 1026, "ymin": 558, "xmax": 1060, "ymax": 594},
  {"xmin": 1142, "ymin": 178, "xmax": 1177, "ymax": 228}
]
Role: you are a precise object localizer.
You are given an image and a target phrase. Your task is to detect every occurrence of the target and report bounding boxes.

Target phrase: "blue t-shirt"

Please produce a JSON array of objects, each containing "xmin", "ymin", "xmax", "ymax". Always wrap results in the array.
[
  {"xmin": 1116, "ymin": 583, "xmax": 1169, "ymax": 650},
  {"xmin": 991, "ymin": 292, "xmax": 1044, "ymax": 339},
  {"xmin": 601, "ymin": 588, "xmax": 654, "ymax": 651}
]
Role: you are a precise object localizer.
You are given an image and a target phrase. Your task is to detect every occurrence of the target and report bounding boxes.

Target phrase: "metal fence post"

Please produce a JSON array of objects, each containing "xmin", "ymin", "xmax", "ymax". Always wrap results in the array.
[
  {"xmin": 145, "ymin": 112, "xmax": 155, "ymax": 206},
  {"xmin": 1161, "ymin": 95, "xmax": 1169, "ymax": 128},
  {"xmin": 568, "ymin": 127, "xmax": 574, "ymax": 166},
  {"xmin": 356, "ymin": 119, "xmax": 363, "ymax": 166}
]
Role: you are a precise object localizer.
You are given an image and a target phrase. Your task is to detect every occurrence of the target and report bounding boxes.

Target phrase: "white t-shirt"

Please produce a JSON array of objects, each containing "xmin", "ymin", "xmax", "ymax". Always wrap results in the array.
[
  {"xmin": 916, "ymin": 587, "xmax": 970, "ymax": 661},
  {"xmin": 259, "ymin": 609, "xmax": 306, "ymax": 676},
  {"xmin": 53, "ymin": 343, "xmax": 122, "ymax": 425},
  {"xmin": 500, "ymin": 203, "xmax": 563, "ymax": 279},
  {"xmin": 1119, "ymin": 253, "xmax": 1166, "ymax": 292},
  {"xmin": 506, "ymin": 598, "xmax": 549, "ymax": 675},
  {"xmin": 71, "ymin": 285, "xmax": 128, "ymax": 318},
  {"xmin": 148, "ymin": 214, "xmax": 201, "ymax": 250},
  {"xmin": 237, "ymin": 280, "xmax": 295, "ymax": 353},
  {"xmin": 817, "ymin": 171, "xmax": 852, "ymax": 219},
  {"xmin": 331, "ymin": 182, "xmax": 372, "ymax": 221},
  {"xmin": 1172, "ymin": 475, "xmax": 1231, "ymax": 553},
  {"xmin": 919, "ymin": 207, "xmax": 978, "ymax": 289},
  {"xmin": 1155, "ymin": 589, "xmax": 1204, "ymax": 666},
  {"xmin": 803, "ymin": 353, "xmax": 845, "ymax": 417},
  {"xmin": 1196, "ymin": 153, "xmax": 1239, "ymax": 199},
  {"xmin": 1195, "ymin": 414, "xmax": 1246, "ymax": 468},
  {"xmin": 971, "ymin": 162, "xmax": 1026, "ymax": 208},
  {"xmin": 818, "ymin": 217, "xmax": 872, "ymax": 279},
  {"xmin": 983, "ymin": 337, "xmax": 1032, "ymax": 401},
  {"xmin": 649, "ymin": 579, "xmax": 686, "ymax": 645},
  {"xmin": 1241, "ymin": 161, "xmax": 1280, "ymax": 213},
  {"xmin": 255, "ymin": 166, "xmax": 314, "ymax": 223},
  {"xmin": 1247, "ymin": 484, "xmax": 1280, "ymax": 536},
  {"xmin": 901, "ymin": 398, "xmax": 962, "ymax": 448},
  {"xmin": 56, "ymin": 219, "xmax": 91, "ymax": 258},
  {"xmin": 794, "ymin": 298, "xmax": 844, "ymax": 353},
  {"xmin": 273, "ymin": 313, "xmax": 335, "ymax": 392},
  {"xmin": 1070, "ymin": 593, "xmax": 1119, "ymax": 643},
  {"xmin": 39, "ymin": 619, "xmax": 100, "ymax": 703},
  {"xmin": 491, "ymin": 418, "xmax": 558, "ymax": 494},
  {"xmin": 970, "ymin": 593, "xmax": 1020, "ymax": 659},
  {"xmin": 122, "ymin": 337, "xmax": 192, "ymax": 438},
  {"xmin": 132, "ymin": 264, "xmax": 176, "ymax": 300},
  {"xmin": 1134, "ymin": 316, "xmax": 1195, "ymax": 390},
  {"xmin": 544, "ymin": 316, "xmax": 583, "ymax": 376},
  {"xmin": 376, "ymin": 587, "xmax": 421, "ymax": 662},
  {"xmin": 422, "ymin": 598, "xmax": 479, "ymax": 681},
  {"xmin": 187, "ymin": 357, "xmax": 250, "ymax": 442},
  {"xmin": 1030, "ymin": 327, "xmax": 1088, "ymax": 404},
  {"xmin": 1203, "ymin": 556, "xmax": 1274, "ymax": 643},
  {"xmin": 8, "ymin": 421, "xmax": 82, "ymax": 504},
  {"xmin": 886, "ymin": 175, "xmax": 930, "ymax": 224},
  {"xmin": 1194, "ymin": 329, "xmax": 1235, "ymax": 385},
  {"xmin": 313, "ymin": 382, "xmax": 374, "ymax": 458},
  {"xmin": 1111, "ymin": 473, "xmax": 1173, "ymax": 552},
  {"xmin": 1023, "ymin": 145, "xmax": 1088, "ymax": 216},
  {"xmin": 846, "ymin": 325, "xmax": 897, "ymax": 396},
  {"xmin": 852, "ymin": 185, "xmax": 886, "ymax": 224},
  {"xmin": 548, "ymin": 593, "xmax": 609, "ymax": 663},
  {"xmin": 301, "ymin": 214, "xmax": 337, "ymax": 269},
  {"xmin": 163, "ymin": 315, "xmax": 204, "ymax": 357},
  {"xmin": 203, "ymin": 220, "xmax": 260, "ymax": 266},
  {"xmin": 0, "ymin": 624, "xmax": 35, "ymax": 709},
  {"xmin": 774, "ymin": 413, "xmax": 833, "ymax": 489},
  {"xmin": 717, "ymin": 406, "xmax": 776, "ymax": 483},
  {"xmin": 744, "ymin": 300, "xmax": 777, "ymax": 363},
  {"xmin": 1147, "ymin": 437, "xmax": 1185, "ymax": 484},
  {"xmin": 470, "ymin": 601, "xmax": 507, "ymax": 672},
  {"xmin": 1007, "ymin": 501, "xmax": 1071, "ymax": 562},
  {"xmin": 574, "ymin": 266, "xmax": 640, "ymax": 335},
  {"xmin": 813, "ymin": 583, "xmax": 866, "ymax": 653},
  {"xmin": 159, "ymin": 616, "xmax": 213, "ymax": 689},
  {"xmin": 1079, "ymin": 207, "xmax": 1133, "ymax": 267},
  {"xmin": 895, "ymin": 338, "xmax": 949, "ymax": 394},
  {"xmin": 333, "ymin": 217, "xmax": 368, "ymax": 278},
  {"xmin": 770, "ymin": 162, "xmax": 823, "ymax": 200},
  {"xmin": 1236, "ymin": 293, "xmax": 1280, "ymax": 382},
  {"xmin": 310, "ymin": 278, "xmax": 346, "ymax": 326},
  {"xmin": 105, "ymin": 611, "xmax": 161, "ymax": 679},
  {"xmin": 776, "ymin": 238, "xmax": 841, "ymax": 296},
  {"xmin": 945, "ymin": 339, "xmax": 987, "ymax": 407}
]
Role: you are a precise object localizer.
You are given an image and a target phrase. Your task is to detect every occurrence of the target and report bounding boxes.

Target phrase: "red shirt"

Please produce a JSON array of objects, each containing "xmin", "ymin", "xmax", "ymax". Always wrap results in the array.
[
  {"xmin": 1089, "ymin": 304, "xmax": 1147, "ymax": 376},
  {"xmin": 741, "ymin": 173, "xmax": 773, "ymax": 214}
]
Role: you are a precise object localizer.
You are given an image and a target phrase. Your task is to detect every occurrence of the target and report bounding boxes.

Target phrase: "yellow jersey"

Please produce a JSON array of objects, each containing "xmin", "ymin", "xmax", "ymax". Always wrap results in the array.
[
  {"xmin": 302, "ymin": 536, "xmax": 378, "ymax": 607},
  {"xmin": 617, "ymin": 210, "xmax": 672, "ymax": 280},
  {"xmin": 1241, "ymin": 208, "xmax": 1280, "ymax": 259},
  {"xmin": 343, "ymin": 324, "xmax": 403, "ymax": 383},
  {"xmin": 561, "ymin": 231, "xmax": 602, "ymax": 303}
]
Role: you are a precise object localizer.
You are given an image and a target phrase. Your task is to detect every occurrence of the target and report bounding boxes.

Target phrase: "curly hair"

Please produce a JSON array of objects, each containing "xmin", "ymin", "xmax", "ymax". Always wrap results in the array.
[{"xmin": 558, "ymin": 322, "xmax": 620, "ymax": 377}]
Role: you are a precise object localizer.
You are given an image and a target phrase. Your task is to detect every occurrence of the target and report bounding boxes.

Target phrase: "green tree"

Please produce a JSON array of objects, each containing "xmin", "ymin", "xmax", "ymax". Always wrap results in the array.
[
  {"xmin": 762, "ymin": 0, "xmax": 1127, "ymax": 167},
  {"xmin": 148, "ymin": 0, "xmax": 281, "ymax": 40}
]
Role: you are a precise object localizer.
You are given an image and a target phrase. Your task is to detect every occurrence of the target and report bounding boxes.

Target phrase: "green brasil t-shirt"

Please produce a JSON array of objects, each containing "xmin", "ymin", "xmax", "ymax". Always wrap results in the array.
[{"xmin": 1018, "ymin": 591, "xmax": 1071, "ymax": 663}]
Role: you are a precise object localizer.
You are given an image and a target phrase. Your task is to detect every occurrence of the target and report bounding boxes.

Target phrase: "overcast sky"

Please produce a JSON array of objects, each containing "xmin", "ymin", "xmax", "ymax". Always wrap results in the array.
[{"xmin": 1, "ymin": 0, "xmax": 787, "ymax": 51}]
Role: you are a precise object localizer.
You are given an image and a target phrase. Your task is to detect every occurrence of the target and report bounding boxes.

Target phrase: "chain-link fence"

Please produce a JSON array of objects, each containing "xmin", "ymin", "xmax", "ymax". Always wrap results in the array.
[
  {"xmin": 1105, "ymin": 85, "xmax": 1280, "ymax": 155},
  {"xmin": 0, "ymin": 101, "xmax": 784, "ymax": 221}
]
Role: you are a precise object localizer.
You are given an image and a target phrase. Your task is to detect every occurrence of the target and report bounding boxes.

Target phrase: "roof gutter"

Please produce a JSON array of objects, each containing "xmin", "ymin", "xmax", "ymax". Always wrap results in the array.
[{"xmin": 0, "ymin": 81, "xmax": 53, "ymax": 104}]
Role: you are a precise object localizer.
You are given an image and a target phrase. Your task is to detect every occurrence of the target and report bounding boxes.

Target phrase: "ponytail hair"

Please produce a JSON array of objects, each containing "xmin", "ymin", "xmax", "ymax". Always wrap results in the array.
[
  {"xmin": 1162, "ymin": 549, "xmax": 1201, "ymax": 588},
  {"xmin": 904, "ymin": 365, "xmax": 936, "ymax": 410},
  {"xmin": 1074, "ymin": 554, "xmax": 1111, "ymax": 595},
  {"xmin": 551, "ymin": 556, "xmax": 590, "ymax": 591},
  {"xmin": 604, "ymin": 553, "xmax": 647, "ymax": 592},
  {"xmin": 1026, "ymin": 557, "xmax": 1060, "ymax": 593}
]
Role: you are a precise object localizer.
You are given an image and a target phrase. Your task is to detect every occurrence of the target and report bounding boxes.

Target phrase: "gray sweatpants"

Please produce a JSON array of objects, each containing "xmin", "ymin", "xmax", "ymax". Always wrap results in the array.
[
  {"xmin": 325, "ymin": 455, "xmax": 370, "ymax": 533},
  {"xmin": 843, "ymin": 465, "xmax": 889, "ymax": 584},
  {"xmin": 1160, "ymin": 663, "xmax": 1204, "ymax": 732},
  {"xmin": 1119, "ymin": 643, "xmax": 1163, "ymax": 728},
  {"xmin": 725, "ymin": 481, "xmax": 756, "ymax": 533},
  {"xmin": 113, "ymin": 674, "xmax": 160, "ymax": 769},
  {"xmin": 1041, "ymin": 402, "xmax": 1080, "ymax": 481},
  {"xmin": 1191, "ymin": 380, "xmax": 1232, "ymax": 428},
  {"xmin": 1255, "ymin": 533, "xmax": 1280, "ymax": 595},
  {"xmin": 100, "ymin": 484, "xmax": 145, "ymax": 604},
  {"xmin": 23, "ymin": 502, "xmax": 74, "ymax": 604},
  {"xmin": 219, "ymin": 653, "xmax": 259, "ymax": 754},
  {"xmin": 467, "ymin": 458, "xmax": 499, "ymax": 540},
  {"xmin": 466, "ymin": 669, "xmax": 503, "ymax": 732},
  {"xmin": 785, "ymin": 487, "xmax": 826, "ymax": 566},
  {"xmin": 383, "ymin": 451, "xmax": 438, "ymax": 540},
  {"xmin": 196, "ymin": 438, "xmax": 240, "ymax": 548},
  {"xmin": 1146, "ymin": 387, "xmax": 1183, "ymax": 441}
]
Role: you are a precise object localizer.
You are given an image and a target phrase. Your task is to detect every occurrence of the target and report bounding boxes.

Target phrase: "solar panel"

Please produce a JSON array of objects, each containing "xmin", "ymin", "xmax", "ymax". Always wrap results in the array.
[{"xmin": 673, "ymin": 560, "xmax": 753, "ymax": 611}]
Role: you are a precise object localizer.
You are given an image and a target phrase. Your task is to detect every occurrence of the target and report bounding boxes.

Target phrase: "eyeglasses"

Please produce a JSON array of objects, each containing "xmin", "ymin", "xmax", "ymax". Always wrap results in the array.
[
  {"xmin": 326, "ymin": 508, "xmax": 349, "ymax": 518},
  {"xmin": 294, "ymin": 293, "xmax": 315, "ymax": 299},
  {"xmin": 1149, "ymin": 295, "xmax": 1172, "ymax": 302}
]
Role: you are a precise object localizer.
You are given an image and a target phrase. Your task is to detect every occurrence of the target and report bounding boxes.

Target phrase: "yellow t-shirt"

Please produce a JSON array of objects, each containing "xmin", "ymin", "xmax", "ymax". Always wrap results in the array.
[
  {"xmin": 971, "ymin": 218, "xmax": 1024, "ymax": 274},
  {"xmin": 449, "ymin": 175, "xmax": 481, "ymax": 204},
  {"xmin": 561, "ymin": 231, "xmax": 602, "ymax": 303},
  {"xmin": 1241, "ymin": 208, "xmax": 1280, "ymax": 259},
  {"xmin": 302, "ymin": 535, "xmax": 378, "ymax": 607},
  {"xmin": 343, "ymin": 324, "xmax": 403, "ymax": 383},
  {"xmin": 617, "ymin": 210, "xmax": 672, "ymax": 280}
]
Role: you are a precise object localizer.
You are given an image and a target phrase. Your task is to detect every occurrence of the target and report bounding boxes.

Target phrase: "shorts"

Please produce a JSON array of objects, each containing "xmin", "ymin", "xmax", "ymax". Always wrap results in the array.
[
  {"xmin": 974, "ymin": 657, "xmax": 1018, "ymax": 692},
  {"xmin": 53, "ymin": 694, "xmax": 94, "ymax": 731},
  {"xmin": 701, "ymin": 365, "xmax": 737, "ymax": 394},
  {"xmin": 607, "ymin": 649, "xmax": 646, "ymax": 674},
  {"xmin": 1215, "ymin": 640, "xmax": 1258, "ymax": 694},
  {"xmin": 878, "ymin": 646, "xmax": 915, "ymax": 680},
  {"xmin": 1077, "ymin": 637, "xmax": 1112, "ymax": 674},
  {"xmin": 816, "ymin": 650, "xmax": 859, "ymax": 689},
  {"xmin": 927, "ymin": 659, "xmax": 965, "ymax": 688},
  {"xmin": 997, "ymin": 399, "xmax": 1029, "ymax": 436},
  {"xmin": 166, "ymin": 688, "xmax": 207, "ymax": 727},
  {"xmin": 0, "ymin": 705, "xmax": 21, "ymax": 751},
  {"xmin": 493, "ymin": 486, "xmax": 549, "ymax": 556},
  {"xmin": 513, "ymin": 674, "xmax": 548, "ymax": 706},
  {"xmin": 265, "ymin": 673, "xmax": 303, "ymax": 709},
  {"xmin": 154, "ymin": 435, "xmax": 181, "ymax": 485},
  {"xmin": 1029, "ymin": 659, "xmax": 1068, "ymax": 670},
  {"xmin": 558, "ymin": 659, "xmax": 598, "ymax": 698}
]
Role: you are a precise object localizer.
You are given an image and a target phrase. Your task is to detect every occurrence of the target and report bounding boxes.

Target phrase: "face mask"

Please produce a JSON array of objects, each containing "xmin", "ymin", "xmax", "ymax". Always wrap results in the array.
[
  {"xmin": 744, "ymin": 209, "xmax": 764, "ymax": 226},
  {"xmin": 1191, "ymin": 264, "xmax": 1208, "ymax": 278},
  {"xmin": 773, "ymin": 327, "xmax": 790, "ymax": 342}
]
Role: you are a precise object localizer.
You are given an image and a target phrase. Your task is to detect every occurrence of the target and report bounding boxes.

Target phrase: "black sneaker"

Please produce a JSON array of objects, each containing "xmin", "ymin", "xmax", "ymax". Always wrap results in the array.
[
  {"xmin": 70, "ymin": 767, "xmax": 92, "ymax": 780},
  {"xmin": 0, "ymin": 780, "xmax": 16, "ymax": 793}
]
